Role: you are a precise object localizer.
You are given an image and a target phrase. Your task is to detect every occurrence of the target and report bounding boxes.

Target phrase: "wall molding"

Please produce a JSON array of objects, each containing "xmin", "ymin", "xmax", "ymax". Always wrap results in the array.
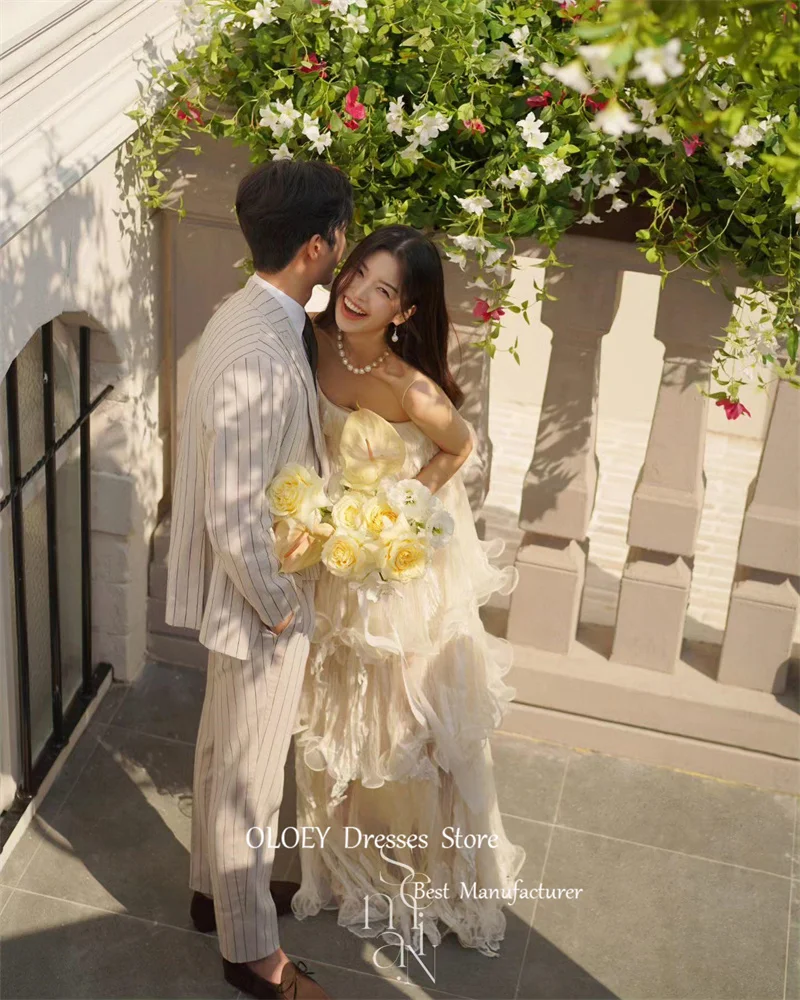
[{"xmin": 0, "ymin": 0, "xmax": 186, "ymax": 247}]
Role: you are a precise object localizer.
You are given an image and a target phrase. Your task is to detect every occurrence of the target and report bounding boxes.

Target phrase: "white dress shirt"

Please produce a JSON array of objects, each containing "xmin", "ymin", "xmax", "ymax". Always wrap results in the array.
[{"xmin": 251, "ymin": 273, "xmax": 306, "ymax": 341}]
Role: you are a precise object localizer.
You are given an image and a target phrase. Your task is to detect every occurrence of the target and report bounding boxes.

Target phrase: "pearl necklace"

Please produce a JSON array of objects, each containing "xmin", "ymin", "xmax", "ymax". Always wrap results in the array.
[{"xmin": 336, "ymin": 329, "xmax": 390, "ymax": 375}]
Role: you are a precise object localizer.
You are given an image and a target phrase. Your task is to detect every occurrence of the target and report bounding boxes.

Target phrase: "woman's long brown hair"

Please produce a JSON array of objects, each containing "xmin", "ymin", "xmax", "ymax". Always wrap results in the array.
[{"xmin": 316, "ymin": 225, "xmax": 464, "ymax": 408}]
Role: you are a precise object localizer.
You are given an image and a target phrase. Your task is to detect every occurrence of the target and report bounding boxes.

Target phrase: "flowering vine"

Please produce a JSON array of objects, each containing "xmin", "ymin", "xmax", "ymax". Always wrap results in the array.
[{"xmin": 128, "ymin": 0, "xmax": 800, "ymax": 407}]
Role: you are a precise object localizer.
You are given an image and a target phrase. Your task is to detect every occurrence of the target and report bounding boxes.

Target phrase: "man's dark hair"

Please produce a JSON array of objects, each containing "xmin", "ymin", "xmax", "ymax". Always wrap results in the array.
[{"xmin": 235, "ymin": 160, "xmax": 354, "ymax": 272}]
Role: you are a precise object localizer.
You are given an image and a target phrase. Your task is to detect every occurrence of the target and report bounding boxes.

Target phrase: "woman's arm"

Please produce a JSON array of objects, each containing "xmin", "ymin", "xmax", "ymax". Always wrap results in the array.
[{"xmin": 401, "ymin": 379, "xmax": 473, "ymax": 493}]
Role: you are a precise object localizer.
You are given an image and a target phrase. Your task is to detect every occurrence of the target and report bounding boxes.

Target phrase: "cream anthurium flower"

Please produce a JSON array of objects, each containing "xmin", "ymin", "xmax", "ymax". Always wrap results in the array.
[
  {"xmin": 339, "ymin": 408, "xmax": 406, "ymax": 491},
  {"xmin": 386, "ymin": 478, "xmax": 433, "ymax": 523},
  {"xmin": 273, "ymin": 520, "xmax": 325, "ymax": 574},
  {"xmin": 322, "ymin": 532, "xmax": 369, "ymax": 579},
  {"xmin": 331, "ymin": 492, "xmax": 367, "ymax": 537}
]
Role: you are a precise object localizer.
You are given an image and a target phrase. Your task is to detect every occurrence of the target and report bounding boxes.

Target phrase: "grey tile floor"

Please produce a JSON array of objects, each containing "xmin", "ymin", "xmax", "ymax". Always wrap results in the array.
[{"xmin": 0, "ymin": 661, "xmax": 797, "ymax": 1000}]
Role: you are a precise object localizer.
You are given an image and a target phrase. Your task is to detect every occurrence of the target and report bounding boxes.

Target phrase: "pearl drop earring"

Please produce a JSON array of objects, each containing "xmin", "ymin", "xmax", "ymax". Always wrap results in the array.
[{"xmin": 391, "ymin": 323, "xmax": 400, "ymax": 343}]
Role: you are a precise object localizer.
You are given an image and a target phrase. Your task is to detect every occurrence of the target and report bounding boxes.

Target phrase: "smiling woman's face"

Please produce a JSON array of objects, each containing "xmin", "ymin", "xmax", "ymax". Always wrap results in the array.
[{"xmin": 334, "ymin": 251, "xmax": 412, "ymax": 337}]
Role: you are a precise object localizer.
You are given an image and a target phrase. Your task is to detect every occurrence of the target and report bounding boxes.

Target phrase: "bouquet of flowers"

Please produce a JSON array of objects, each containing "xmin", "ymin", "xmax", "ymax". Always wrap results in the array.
[{"xmin": 266, "ymin": 409, "xmax": 454, "ymax": 591}]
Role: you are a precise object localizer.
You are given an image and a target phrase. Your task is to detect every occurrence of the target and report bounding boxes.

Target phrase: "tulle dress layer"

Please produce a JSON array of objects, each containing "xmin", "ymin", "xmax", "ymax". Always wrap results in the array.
[{"xmin": 290, "ymin": 392, "xmax": 525, "ymax": 957}]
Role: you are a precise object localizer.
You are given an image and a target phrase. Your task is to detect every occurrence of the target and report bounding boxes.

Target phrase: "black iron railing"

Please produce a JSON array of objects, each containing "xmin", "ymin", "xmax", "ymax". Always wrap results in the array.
[{"xmin": 0, "ymin": 323, "xmax": 113, "ymax": 852}]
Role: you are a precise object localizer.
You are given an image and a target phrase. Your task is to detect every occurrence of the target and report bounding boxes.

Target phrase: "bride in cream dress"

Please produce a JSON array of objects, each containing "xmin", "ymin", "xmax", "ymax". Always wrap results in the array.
[{"xmin": 290, "ymin": 225, "xmax": 524, "ymax": 957}]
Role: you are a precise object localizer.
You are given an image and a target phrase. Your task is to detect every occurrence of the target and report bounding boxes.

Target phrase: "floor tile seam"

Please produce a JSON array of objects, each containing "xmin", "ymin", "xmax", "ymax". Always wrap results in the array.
[{"xmin": 512, "ymin": 749, "xmax": 571, "ymax": 998}]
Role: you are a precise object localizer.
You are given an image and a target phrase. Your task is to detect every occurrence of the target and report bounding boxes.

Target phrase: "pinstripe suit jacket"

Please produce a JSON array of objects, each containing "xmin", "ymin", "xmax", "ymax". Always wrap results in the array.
[{"xmin": 165, "ymin": 276, "xmax": 326, "ymax": 661}]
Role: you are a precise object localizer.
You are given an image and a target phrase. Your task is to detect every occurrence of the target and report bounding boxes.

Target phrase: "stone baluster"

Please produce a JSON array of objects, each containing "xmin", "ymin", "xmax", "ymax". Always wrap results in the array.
[
  {"xmin": 717, "ymin": 378, "xmax": 800, "ymax": 692},
  {"xmin": 506, "ymin": 259, "xmax": 622, "ymax": 653},
  {"xmin": 611, "ymin": 276, "xmax": 734, "ymax": 671}
]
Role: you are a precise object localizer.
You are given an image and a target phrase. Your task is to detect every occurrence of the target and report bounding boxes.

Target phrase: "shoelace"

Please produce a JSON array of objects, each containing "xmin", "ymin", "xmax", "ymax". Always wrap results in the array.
[{"xmin": 278, "ymin": 960, "xmax": 317, "ymax": 999}]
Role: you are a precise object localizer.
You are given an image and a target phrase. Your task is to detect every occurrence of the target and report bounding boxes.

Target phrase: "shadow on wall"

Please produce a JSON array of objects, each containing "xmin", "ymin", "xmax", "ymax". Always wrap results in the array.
[{"xmin": 0, "ymin": 136, "xmax": 166, "ymax": 680}]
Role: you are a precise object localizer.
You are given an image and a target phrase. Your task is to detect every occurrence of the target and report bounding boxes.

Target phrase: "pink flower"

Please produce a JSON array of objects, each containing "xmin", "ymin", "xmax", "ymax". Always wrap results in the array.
[
  {"xmin": 177, "ymin": 101, "xmax": 204, "ymax": 126},
  {"xmin": 682, "ymin": 135, "xmax": 703, "ymax": 156},
  {"xmin": 473, "ymin": 299, "xmax": 506, "ymax": 323},
  {"xmin": 344, "ymin": 86, "xmax": 367, "ymax": 126},
  {"xmin": 716, "ymin": 398, "xmax": 751, "ymax": 420},
  {"xmin": 299, "ymin": 53, "xmax": 328, "ymax": 78},
  {"xmin": 527, "ymin": 91, "xmax": 553, "ymax": 108},
  {"xmin": 310, "ymin": 0, "xmax": 328, "ymax": 5},
  {"xmin": 583, "ymin": 94, "xmax": 608, "ymax": 112},
  {"xmin": 343, "ymin": 119, "xmax": 360, "ymax": 131},
  {"xmin": 463, "ymin": 118, "xmax": 486, "ymax": 134}
]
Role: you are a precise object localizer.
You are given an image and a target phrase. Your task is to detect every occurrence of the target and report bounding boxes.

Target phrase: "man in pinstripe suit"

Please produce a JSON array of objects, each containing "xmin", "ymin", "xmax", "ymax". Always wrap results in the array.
[{"xmin": 165, "ymin": 161, "xmax": 353, "ymax": 999}]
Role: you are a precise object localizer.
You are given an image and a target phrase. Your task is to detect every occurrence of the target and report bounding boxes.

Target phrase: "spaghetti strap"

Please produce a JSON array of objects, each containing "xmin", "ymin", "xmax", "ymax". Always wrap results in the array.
[{"xmin": 400, "ymin": 379, "xmax": 425, "ymax": 412}]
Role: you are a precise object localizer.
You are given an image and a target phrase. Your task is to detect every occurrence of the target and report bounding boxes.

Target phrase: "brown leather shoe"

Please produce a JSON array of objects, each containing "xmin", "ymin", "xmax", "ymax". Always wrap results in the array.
[
  {"xmin": 190, "ymin": 881, "xmax": 299, "ymax": 934},
  {"xmin": 222, "ymin": 958, "xmax": 330, "ymax": 999}
]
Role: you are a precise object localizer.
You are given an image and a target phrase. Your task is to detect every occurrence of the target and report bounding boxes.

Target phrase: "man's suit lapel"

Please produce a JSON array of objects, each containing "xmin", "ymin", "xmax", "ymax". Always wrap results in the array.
[{"xmin": 244, "ymin": 277, "xmax": 326, "ymax": 473}]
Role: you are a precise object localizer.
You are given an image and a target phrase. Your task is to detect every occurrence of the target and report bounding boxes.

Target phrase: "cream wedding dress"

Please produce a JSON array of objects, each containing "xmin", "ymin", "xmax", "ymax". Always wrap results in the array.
[{"xmin": 290, "ymin": 390, "xmax": 525, "ymax": 957}]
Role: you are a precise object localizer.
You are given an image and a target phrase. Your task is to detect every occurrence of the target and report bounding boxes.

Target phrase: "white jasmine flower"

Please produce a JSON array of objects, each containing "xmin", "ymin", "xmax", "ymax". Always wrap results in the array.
[
  {"xmin": 732, "ymin": 123, "xmax": 764, "ymax": 148},
  {"xmin": 249, "ymin": 0, "xmax": 277, "ymax": 28},
  {"xmin": 517, "ymin": 112, "xmax": 549, "ymax": 149},
  {"xmin": 578, "ymin": 212, "xmax": 603, "ymax": 225},
  {"xmin": 386, "ymin": 97, "xmax": 405, "ymax": 136},
  {"xmin": 539, "ymin": 154, "xmax": 571, "ymax": 184},
  {"xmin": 591, "ymin": 103, "xmax": 640, "ymax": 138},
  {"xmin": 271, "ymin": 143, "xmax": 292, "ymax": 160},
  {"xmin": 644, "ymin": 124, "xmax": 674, "ymax": 145},
  {"xmin": 302, "ymin": 117, "xmax": 332, "ymax": 154},
  {"xmin": 634, "ymin": 97, "xmax": 657, "ymax": 124},
  {"xmin": 455, "ymin": 194, "xmax": 493, "ymax": 216},
  {"xmin": 718, "ymin": 53, "xmax": 736, "ymax": 66},
  {"xmin": 329, "ymin": 0, "xmax": 350, "ymax": 13},
  {"xmin": 630, "ymin": 39, "xmax": 685, "ymax": 86},
  {"xmin": 710, "ymin": 83, "xmax": 731, "ymax": 110},
  {"xmin": 341, "ymin": 11, "xmax": 368, "ymax": 32},
  {"xmin": 510, "ymin": 25, "xmax": 530, "ymax": 48},
  {"xmin": 415, "ymin": 111, "xmax": 449, "ymax": 147},
  {"xmin": 259, "ymin": 104, "xmax": 280, "ymax": 132},
  {"xmin": 451, "ymin": 234, "xmax": 491, "ymax": 253},
  {"xmin": 758, "ymin": 114, "xmax": 781, "ymax": 132},
  {"xmin": 725, "ymin": 149, "xmax": 751, "ymax": 168},
  {"xmin": 509, "ymin": 165, "xmax": 537, "ymax": 190},
  {"xmin": 579, "ymin": 168, "xmax": 604, "ymax": 186},
  {"xmin": 274, "ymin": 98, "xmax": 301, "ymax": 132},
  {"xmin": 400, "ymin": 140, "xmax": 423, "ymax": 163},
  {"xmin": 541, "ymin": 60, "xmax": 593, "ymax": 95},
  {"xmin": 596, "ymin": 172, "xmax": 625, "ymax": 199},
  {"xmin": 493, "ymin": 175, "xmax": 517, "ymax": 190},
  {"xmin": 609, "ymin": 196, "xmax": 627, "ymax": 212},
  {"xmin": 445, "ymin": 250, "xmax": 468, "ymax": 270},
  {"xmin": 577, "ymin": 43, "xmax": 615, "ymax": 78},
  {"xmin": 483, "ymin": 247, "xmax": 505, "ymax": 266},
  {"xmin": 570, "ymin": 186, "xmax": 583, "ymax": 201},
  {"xmin": 486, "ymin": 42, "xmax": 515, "ymax": 77}
]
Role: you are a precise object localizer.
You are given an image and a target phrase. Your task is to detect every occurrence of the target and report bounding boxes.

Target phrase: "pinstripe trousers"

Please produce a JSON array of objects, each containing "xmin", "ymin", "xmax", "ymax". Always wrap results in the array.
[{"xmin": 189, "ymin": 581, "xmax": 315, "ymax": 963}]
